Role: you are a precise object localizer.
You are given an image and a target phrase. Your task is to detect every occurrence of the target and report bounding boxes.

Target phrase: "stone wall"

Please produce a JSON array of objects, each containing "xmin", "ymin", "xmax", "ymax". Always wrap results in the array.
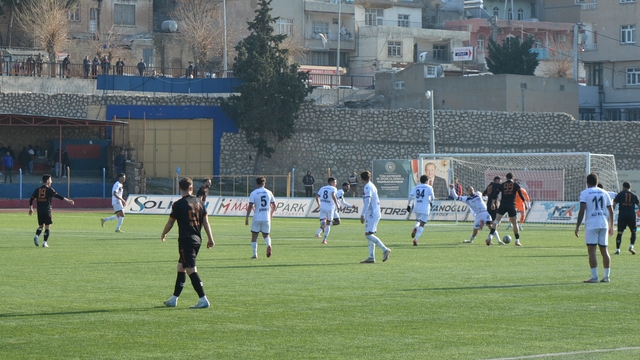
[
  {"xmin": 0, "ymin": 92, "xmax": 638, "ymax": 188},
  {"xmin": 220, "ymin": 104, "xmax": 640, "ymax": 181}
]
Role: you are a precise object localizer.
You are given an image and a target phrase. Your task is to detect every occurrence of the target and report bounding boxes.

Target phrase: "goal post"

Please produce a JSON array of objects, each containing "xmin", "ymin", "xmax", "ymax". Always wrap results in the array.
[{"xmin": 417, "ymin": 152, "xmax": 619, "ymax": 201}]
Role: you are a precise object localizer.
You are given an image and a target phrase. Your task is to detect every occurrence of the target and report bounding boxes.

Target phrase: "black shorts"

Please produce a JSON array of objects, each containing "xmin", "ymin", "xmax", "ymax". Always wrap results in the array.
[
  {"xmin": 178, "ymin": 241, "xmax": 201, "ymax": 269},
  {"xmin": 617, "ymin": 214, "xmax": 637, "ymax": 232},
  {"xmin": 497, "ymin": 205, "xmax": 517, "ymax": 218},
  {"xmin": 37, "ymin": 210, "xmax": 53, "ymax": 226}
]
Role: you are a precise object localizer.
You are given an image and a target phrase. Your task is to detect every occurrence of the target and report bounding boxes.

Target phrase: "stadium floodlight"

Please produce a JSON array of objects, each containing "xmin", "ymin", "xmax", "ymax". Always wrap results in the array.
[{"xmin": 416, "ymin": 152, "xmax": 619, "ymax": 201}]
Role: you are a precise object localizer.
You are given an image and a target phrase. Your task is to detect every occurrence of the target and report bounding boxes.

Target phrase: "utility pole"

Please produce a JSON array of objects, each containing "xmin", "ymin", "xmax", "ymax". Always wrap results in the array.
[{"xmin": 573, "ymin": 22, "xmax": 582, "ymax": 81}]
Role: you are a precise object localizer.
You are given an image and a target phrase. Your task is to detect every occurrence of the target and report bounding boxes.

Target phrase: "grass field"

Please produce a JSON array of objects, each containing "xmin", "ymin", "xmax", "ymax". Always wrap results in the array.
[{"xmin": 2, "ymin": 211, "xmax": 640, "ymax": 359}]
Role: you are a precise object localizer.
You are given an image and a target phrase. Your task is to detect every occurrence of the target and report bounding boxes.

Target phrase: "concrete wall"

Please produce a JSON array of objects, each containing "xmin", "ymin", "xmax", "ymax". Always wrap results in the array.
[{"xmin": 375, "ymin": 68, "xmax": 579, "ymax": 118}]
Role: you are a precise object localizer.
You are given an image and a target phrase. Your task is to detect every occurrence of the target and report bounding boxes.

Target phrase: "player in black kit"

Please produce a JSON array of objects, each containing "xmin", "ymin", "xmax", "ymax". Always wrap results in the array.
[
  {"xmin": 494, "ymin": 173, "xmax": 528, "ymax": 246},
  {"xmin": 161, "ymin": 177, "xmax": 215, "ymax": 309},
  {"xmin": 196, "ymin": 178, "xmax": 211, "ymax": 203},
  {"xmin": 612, "ymin": 181, "xmax": 640, "ymax": 255},
  {"xmin": 28, "ymin": 174, "xmax": 75, "ymax": 248}
]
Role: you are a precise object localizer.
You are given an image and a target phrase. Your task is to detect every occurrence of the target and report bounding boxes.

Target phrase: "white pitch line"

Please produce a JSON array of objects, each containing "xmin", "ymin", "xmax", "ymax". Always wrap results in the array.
[{"xmin": 486, "ymin": 346, "xmax": 640, "ymax": 360}]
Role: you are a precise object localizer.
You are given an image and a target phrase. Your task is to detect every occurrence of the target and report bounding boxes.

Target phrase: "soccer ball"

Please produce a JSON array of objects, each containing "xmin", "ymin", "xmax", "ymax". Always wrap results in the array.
[{"xmin": 503, "ymin": 235, "xmax": 512, "ymax": 244}]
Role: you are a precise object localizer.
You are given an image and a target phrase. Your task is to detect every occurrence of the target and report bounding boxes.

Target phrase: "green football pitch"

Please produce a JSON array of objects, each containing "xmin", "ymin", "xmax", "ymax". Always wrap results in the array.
[{"xmin": 2, "ymin": 211, "xmax": 640, "ymax": 359}]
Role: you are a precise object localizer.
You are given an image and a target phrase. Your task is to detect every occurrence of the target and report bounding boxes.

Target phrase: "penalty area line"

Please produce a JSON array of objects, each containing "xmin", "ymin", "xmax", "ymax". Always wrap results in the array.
[{"xmin": 486, "ymin": 346, "xmax": 640, "ymax": 360}]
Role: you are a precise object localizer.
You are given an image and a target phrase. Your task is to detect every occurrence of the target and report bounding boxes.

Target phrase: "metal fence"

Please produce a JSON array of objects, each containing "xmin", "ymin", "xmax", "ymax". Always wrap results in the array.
[
  {"xmin": 172, "ymin": 174, "xmax": 293, "ymax": 198},
  {"xmin": 1, "ymin": 61, "xmax": 234, "ymax": 79}
]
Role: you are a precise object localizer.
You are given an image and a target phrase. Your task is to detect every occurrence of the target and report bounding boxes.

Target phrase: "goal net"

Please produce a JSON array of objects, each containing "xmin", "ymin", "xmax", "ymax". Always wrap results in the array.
[{"xmin": 417, "ymin": 152, "xmax": 619, "ymax": 201}]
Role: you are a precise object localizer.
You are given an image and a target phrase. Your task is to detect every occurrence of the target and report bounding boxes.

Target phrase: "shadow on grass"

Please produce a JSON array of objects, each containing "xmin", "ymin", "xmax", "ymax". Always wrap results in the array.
[{"xmin": 402, "ymin": 282, "xmax": 576, "ymax": 292}]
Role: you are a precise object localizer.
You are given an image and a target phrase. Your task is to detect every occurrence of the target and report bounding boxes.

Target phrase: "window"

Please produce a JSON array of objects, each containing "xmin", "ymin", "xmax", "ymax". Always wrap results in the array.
[
  {"xmin": 388, "ymin": 41, "xmax": 402, "ymax": 57},
  {"xmin": 508, "ymin": 8, "xmax": 513, "ymax": 20},
  {"xmin": 276, "ymin": 18, "xmax": 293, "ymax": 37},
  {"xmin": 591, "ymin": 63, "xmax": 603, "ymax": 87},
  {"xmin": 627, "ymin": 109, "xmax": 640, "ymax": 121},
  {"xmin": 477, "ymin": 35, "xmax": 485, "ymax": 50},
  {"xmin": 517, "ymin": 9, "xmax": 524, "ymax": 20},
  {"xmin": 621, "ymin": 25, "xmax": 636, "ymax": 44},
  {"xmin": 626, "ymin": 67, "xmax": 640, "ymax": 85},
  {"xmin": 365, "ymin": 8, "xmax": 383, "ymax": 26},
  {"xmin": 557, "ymin": 34, "xmax": 566, "ymax": 42},
  {"xmin": 114, "ymin": 4, "xmax": 135, "ymax": 26},
  {"xmin": 493, "ymin": 7, "xmax": 499, "ymax": 17},
  {"xmin": 620, "ymin": 0, "xmax": 636, "ymax": 3},
  {"xmin": 398, "ymin": 14, "xmax": 409, "ymax": 27},
  {"xmin": 433, "ymin": 44, "xmax": 447, "ymax": 60},
  {"xmin": 312, "ymin": 21, "xmax": 329, "ymax": 36},
  {"xmin": 68, "ymin": 5, "xmax": 80, "ymax": 21}
]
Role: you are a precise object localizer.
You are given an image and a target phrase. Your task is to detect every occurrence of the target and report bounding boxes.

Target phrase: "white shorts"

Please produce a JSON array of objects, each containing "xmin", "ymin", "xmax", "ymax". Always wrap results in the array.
[
  {"xmin": 364, "ymin": 213, "xmax": 380, "ymax": 234},
  {"xmin": 113, "ymin": 202, "xmax": 124, "ymax": 213},
  {"xmin": 251, "ymin": 220, "xmax": 271, "ymax": 234},
  {"xmin": 414, "ymin": 212, "xmax": 428, "ymax": 224},
  {"xmin": 319, "ymin": 209, "xmax": 333, "ymax": 222},
  {"xmin": 474, "ymin": 211, "xmax": 493, "ymax": 230},
  {"xmin": 585, "ymin": 228, "xmax": 608, "ymax": 247}
]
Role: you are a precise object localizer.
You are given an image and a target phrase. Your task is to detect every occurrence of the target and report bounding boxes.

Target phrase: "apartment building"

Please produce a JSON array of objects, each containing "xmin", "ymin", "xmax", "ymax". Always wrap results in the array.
[
  {"xmin": 575, "ymin": 0, "xmax": 640, "ymax": 121},
  {"xmin": 270, "ymin": 0, "xmax": 469, "ymax": 77}
]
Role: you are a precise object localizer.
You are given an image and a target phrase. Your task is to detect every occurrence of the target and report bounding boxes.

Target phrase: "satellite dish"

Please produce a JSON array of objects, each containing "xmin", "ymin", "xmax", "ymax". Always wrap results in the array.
[{"xmin": 430, "ymin": 0, "xmax": 445, "ymax": 9}]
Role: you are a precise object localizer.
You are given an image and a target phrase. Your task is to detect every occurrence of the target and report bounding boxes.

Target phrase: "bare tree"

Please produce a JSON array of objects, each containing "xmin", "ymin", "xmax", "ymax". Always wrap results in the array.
[
  {"xmin": 85, "ymin": 25, "xmax": 133, "ymax": 65},
  {"xmin": 14, "ymin": 0, "xmax": 79, "ymax": 64},
  {"xmin": 539, "ymin": 38, "xmax": 574, "ymax": 79},
  {"xmin": 280, "ymin": 28, "xmax": 307, "ymax": 64},
  {"xmin": 172, "ymin": 0, "xmax": 245, "ymax": 76}
]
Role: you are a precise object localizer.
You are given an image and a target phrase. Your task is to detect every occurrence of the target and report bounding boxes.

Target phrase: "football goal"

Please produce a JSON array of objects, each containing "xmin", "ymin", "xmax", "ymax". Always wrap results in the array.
[{"xmin": 417, "ymin": 152, "xmax": 619, "ymax": 201}]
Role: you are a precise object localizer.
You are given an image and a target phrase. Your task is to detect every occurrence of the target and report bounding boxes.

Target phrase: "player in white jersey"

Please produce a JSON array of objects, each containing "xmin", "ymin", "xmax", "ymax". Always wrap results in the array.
[
  {"xmin": 316, "ymin": 182, "xmax": 357, "ymax": 241},
  {"xmin": 359, "ymin": 171, "xmax": 391, "ymax": 263},
  {"xmin": 101, "ymin": 173, "xmax": 127, "ymax": 232},
  {"xmin": 449, "ymin": 184, "xmax": 503, "ymax": 245},
  {"xmin": 575, "ymin": 173, "xmax": 614, "ymax": 283},
  {"xmin": 406, "ymin": 175, "xmax": 434, "ymax": 246},
  {"xmin": 314, "ymin": 177, "xmax": 340, "ymax": 244},
  {"xmin": 245, "ymin": 176, "xmax": 276, "ymax": 259}
]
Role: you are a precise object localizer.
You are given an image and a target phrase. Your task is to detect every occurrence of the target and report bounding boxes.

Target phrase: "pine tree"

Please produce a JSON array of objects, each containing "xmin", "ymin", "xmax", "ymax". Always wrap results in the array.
[
  {"xmin": 220, "ymin": 0, "xmax": 311, "ymax": 174},
  {"xmin": 485, "ymin": 35, "xmax": 539, "ymax": 75}
]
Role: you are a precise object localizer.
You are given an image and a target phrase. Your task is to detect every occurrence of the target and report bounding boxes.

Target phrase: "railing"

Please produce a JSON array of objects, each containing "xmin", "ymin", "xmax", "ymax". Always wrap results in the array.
[
  {"xmin": 580, "ymin": 2, "xmax": 597, "ymax": 10},
  {"xmin": 0, "ymin": 61, "xmax": 234, "ymax": 79},
  {"xmin": 356, "ymin": 20, "xmax": 424, "ymax": 29},
  {"xmin": 306, "ymin": 74, "xmax": 375, "ymax": 89},
  {"xmin": 173, "ymin": 174, "xmax": 293, "ymax": 198}
]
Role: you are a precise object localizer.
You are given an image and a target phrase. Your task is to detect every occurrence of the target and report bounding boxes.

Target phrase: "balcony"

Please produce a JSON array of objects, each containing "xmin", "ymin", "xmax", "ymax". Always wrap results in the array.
[
  {"xmin": 581, "ymin": 43, "xmax": 598, "ymax": 51},
  {"xmin": 305, "ymin": 31, "xmax": 356, "ymax": 51},
  {"xmin": 352, "ymin": 0, "xmax": 422, "ymax": 8},
  {"xmin": 575, "ymin": 0, "xmax": 597, "ymax": 10},
  {"xmin": 305, "ymin": 0, "xmax": 355, "ymax": 14}
]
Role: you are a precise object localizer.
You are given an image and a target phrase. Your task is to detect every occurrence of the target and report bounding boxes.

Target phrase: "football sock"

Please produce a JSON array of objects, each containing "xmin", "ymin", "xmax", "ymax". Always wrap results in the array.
[
  {"xmin": 616, "ymin": 234, "xmax": 622, "ymax": 249},
  {"xmin": 493, "ymin": 230, "xmax": 501, "ymax": 241},
  {"xmin": 469, "ymin": 234, "xmax": 476, "ymax": 241},
  {"xmin": 189, "ymin": 272, "xmax": 205, "ymax": 298},
  {"xmin": 315, "ymin": 228, "xmax": 322, "ymax": 236},
  {"xmin": 251, "ymin": 242, "xmax": 258, "ymax": 257},
  {"xmin": 415, "ymin": 227, "xmax": 424, "ymax": 240},
  {"xmin": 264, "ymin": 236, "xmax": 271, "ymax": 247},
  {"xmin": 366, "ymin": 234, "xmax": 387, "ymax": 252},
  {"xmin": 368, "ymin": 241, "xmax": 375, "ymax": 258},
  {"xmin": 631, "ymin": 231, "xmax": 636, "ymax": 245},
  {"xmin": 590, "ymin": 268, "xmax": 598, "ymax": 279},
  {"xmin": 44, "ymin": 229, "xmax": 50, "ymax": 242},
  {"xmin": 323, "ymin": 226, "xmax": 331, "ymax": 240},
  {"xmin": 173, "ymin": 272, "xmax": 186, "ymax": 297},
  {"xmin": 515, "ymin": 233, "xmax": 520, "ymax": 240},
  {"xmin": 35, "ymin": 227, "xmax": 42, "ymax": 236},
  {"xmin": 104, "ymin": 215, "xmax": 118, "ymax": 222},
  {"xmin": 414, "ymin": 221, "xmax": 421, "ymax": 228},
  {"xmin": 116, "ymin": 217, "xmax": 124, "ymax": 230},
  {"xmin": 604, "ymin": 268, "xmax": 610, "ymax": 278}
]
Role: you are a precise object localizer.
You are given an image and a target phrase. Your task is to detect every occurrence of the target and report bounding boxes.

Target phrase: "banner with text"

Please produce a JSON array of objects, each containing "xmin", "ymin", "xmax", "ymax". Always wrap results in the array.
[{"xmin": 124, "ymin": 194, "xmax": 219, "ymax": 215}]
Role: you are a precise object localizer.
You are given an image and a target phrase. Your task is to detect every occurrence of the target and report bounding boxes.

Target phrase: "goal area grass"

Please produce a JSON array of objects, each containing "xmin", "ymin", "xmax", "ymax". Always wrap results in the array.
[{"xmin": 2, "ymin": 212, "xmax": 640, "ymax": 359}]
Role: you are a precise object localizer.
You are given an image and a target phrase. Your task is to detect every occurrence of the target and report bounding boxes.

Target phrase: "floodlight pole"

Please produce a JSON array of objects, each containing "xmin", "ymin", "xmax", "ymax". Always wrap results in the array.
[
  {"xmin": 223, "ymin": 0, "xmax": 228, "ymax": 72},
  {"xmin": 426, "ymin": 91, "xmax": 435, "ymax": 156}
]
